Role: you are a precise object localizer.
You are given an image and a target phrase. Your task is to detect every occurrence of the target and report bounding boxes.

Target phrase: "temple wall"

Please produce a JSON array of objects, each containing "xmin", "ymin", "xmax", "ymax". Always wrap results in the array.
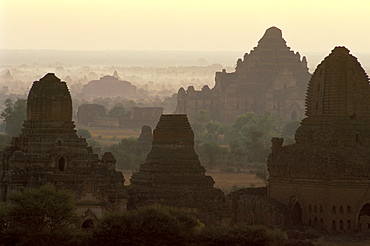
[{"xmin": 269, "ymin": 180, "xmax": 370, "ymax": 232}]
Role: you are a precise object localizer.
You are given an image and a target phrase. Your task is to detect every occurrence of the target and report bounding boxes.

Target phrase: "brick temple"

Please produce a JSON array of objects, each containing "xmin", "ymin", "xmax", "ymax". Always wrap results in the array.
[
  {"xmin": 176, "ymin": 26, "xmax": 311, "ymax": 124},
  {"xmin": 0, "ymin": 73, "xmax": 127, "ymax": 227},
  {"xmin": 268, "ymin": 47, "xmax": 370, "ymax": 233},
  {"xmin": 128, "ymin": 114, "xmax": 228, "ymax": 225}
]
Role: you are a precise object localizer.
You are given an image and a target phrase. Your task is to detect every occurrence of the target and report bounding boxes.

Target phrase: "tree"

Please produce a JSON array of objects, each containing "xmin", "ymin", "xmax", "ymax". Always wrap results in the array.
[
  {"xmin": 0, "ymin": 134, "xmax": 11, "ymax": 150},
  {"xmin": 231, "ymin": 112, "xmax": 279, "ymax": 141},
  {"xmin": 90, "ymin": 205, "xmax": 203, "ymax": 246},
  {"xmin": 1, "ymin": 185, "xmax": 80, "ymax": 246},
  {"xmin": 195, "ymin": 109, "xmax": 209, "ymax": 125},
  {"xmin": 108, "ymin": 106, "xmax": 130, "ymax": 118},
  {"xmin": 76, "ymin": 128, "xmax": 91, "ymax": 139},
  {"xmin": 281, "ymin": 120, "xmax": 301, "ymax": 144},
  {"xmin": 203, "ymin": 120, "xmax": 222, "ymax": 143},
  {"xmin": 87, "ymin": 139, "xmax": 102, "ymax": 148},
  {"xmin": 198, "ymin": 142, "xmax": 228, "ymax": 170},
  {"xmin": 255, "ymin": 164, "xmax": 268, "ymax": 186},
  {"xmin": 244, "ymin": 131, "xmax": 271, "ymax": 163},
  {"xmin": 195, "ymin": 225, "xmax": 277, "ymax": 246},
  {"xmin": 0, "ymin": 98, "xmax": 27, "ymax": 137},
  {"xmin": 109, "ymin": 138, "xmax": 142, "ymax": 170},
  {"xmin": 226, "ymin": 112, "xmax": 280, "ymax": 164}
]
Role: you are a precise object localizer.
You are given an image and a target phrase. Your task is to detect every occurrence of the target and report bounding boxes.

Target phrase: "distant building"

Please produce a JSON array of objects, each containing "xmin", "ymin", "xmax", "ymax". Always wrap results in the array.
[
  {"xmin": 119, "ymin": 107, "xmax": 163, "ymax": 129},
  {"xmin": 82, "ymin": 73, "xmax": 137, "ymax": 98},
  {"xmin": 176, "ymin": 27, "xmax": 311, "ymax": 124},
  {"xmin": 77, "ymin": 104, "xmax": 106, "ymax": 126}
]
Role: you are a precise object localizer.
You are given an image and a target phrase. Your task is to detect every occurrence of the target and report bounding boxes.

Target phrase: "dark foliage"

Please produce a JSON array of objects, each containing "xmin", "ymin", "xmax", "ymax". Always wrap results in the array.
[
  {"xmin": 0, "ymin": 186, "xmax": 82, "ymax": 246},
  {"xmin": 194, "ymin": 225, "xmax": 276, "ymax": 246},
  {"xmin": 90, "ymin": 205, "xmax": 202, "ymax": 246},
  {"xmin": 76, "ymin": 128, "xmax": 92, "ymax": 139},
  {"xmin": 0, "ymin": 98, "xmax": 27, "ymax": 137}
]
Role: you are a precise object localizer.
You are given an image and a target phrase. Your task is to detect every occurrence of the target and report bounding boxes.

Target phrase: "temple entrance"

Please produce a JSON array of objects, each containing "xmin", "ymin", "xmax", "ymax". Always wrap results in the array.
[
  {"xmin": 82, "ymin": 219, "xmax": 95, "ymax": 229},
  {"xmin": 292, "ymin": 202, "xmax": 302, "ymax": 225},
  {"xmin": 59, "ymin": 157, "xmax": 66, "ymax": 171},
  {"xmin": 358, "ymin": 203, "xmax": 370, "ymax": 231}
]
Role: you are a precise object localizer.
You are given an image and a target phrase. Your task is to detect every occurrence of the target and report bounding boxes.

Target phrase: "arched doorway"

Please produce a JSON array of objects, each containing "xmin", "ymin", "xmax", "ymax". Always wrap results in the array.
[
  {"xmin": 358, "ymin": 203, "xmax": 370, "ymax": 231},
  {"xmin": 81, "ymin": 219, "xmax": 95, "ymax": 229},
  {"xmin": 292, "ymin": 202, "xmax": 302, "ymax": 225},
  {"xmin": 313, "ymin": 217, "xmax": 318, "ymax": 228},
  {"xmin": 59, "ymin": 157, "xmax": 66, "ymax": 171}
]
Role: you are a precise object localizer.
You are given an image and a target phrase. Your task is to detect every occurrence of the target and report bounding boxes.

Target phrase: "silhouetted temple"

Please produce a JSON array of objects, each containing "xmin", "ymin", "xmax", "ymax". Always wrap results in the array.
[
  {"xmin": 82, "ymin": 74, "xmax": 137, "ymax": 98},
  {"xmin": 176, "ymin": 26, "xmax": 311, "ymax": 123},
  {"xmin": 0, "ymin": 74, "xmax": 126, "ymax": 227},
  {"xmin": 268, "ymin": 47, "xmax": 370, "ymax": 232},
  {"xmin": 128, "ymin": 114, "xmax": 227, "ymax": 225}
]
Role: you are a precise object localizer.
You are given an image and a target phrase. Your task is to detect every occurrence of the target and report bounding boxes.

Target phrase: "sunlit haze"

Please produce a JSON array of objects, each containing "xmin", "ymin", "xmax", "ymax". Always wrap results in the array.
[{"xmin": 1, "ymin": 0, "xmax": 369, "ymax": 53}]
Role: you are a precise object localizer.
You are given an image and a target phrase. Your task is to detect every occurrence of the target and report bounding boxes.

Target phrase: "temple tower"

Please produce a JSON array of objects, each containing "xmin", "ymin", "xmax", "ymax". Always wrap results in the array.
[
  {"xmin": 268, "ymin": 47, "xmax": 370, "ymax": 233},
  {"xmin": 176, "ymin": 26, "xmax": 311, "ymax": 124},
  {"xmin": 128, "ymin": 114, "xmax": 227, "ymax": 225},
  {"xmin": 0, "ymin": 73, "xmax": 126, "ymax": 222}
]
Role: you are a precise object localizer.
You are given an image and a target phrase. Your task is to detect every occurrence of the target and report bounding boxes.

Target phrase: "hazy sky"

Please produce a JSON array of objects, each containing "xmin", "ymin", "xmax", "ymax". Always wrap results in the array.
[{"xmin": 1, "ymin": 0, "xmax": 369, "ymax": 53}]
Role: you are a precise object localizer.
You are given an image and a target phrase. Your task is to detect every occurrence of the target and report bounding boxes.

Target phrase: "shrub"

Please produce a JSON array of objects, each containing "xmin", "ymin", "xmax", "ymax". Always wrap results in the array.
[
  {"xmin": 303, "ymin": 227, "xmax": 320, "ymax": 239},
  {"xmin": 194, "ymin": 225, "xmax": 276, "ymax": 246},
  {"xmin": 76, "ymin": 128, "xmax": 92, "ymax": 139},
  {"xmin": 90, "ymin": 205, "xmax": 203, "ymax": 246}
]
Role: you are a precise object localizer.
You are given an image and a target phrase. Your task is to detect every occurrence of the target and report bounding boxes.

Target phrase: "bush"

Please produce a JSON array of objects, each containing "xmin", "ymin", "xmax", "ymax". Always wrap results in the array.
[
  {"xmin": 90, "ymin": 205, "xmax": 203, "ymax": 246},
  {"xmin": 76, "ymin": 128, "xmax": 92, "ymax": 139},
  {"xmin": 194, "ymin": 225, "xmax": 276, "ymax": 246},
  {"xmin": 0, "ymin": 185, "xmax": 81, "ymax": 246},
  {"xmin": 303, "ymin": 227, "xmax": 320, "ymax": 239}
]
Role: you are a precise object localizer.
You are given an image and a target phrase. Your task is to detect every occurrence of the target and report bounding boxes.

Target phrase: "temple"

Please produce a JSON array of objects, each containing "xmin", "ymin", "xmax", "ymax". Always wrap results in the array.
[
  {"xmin": 128, "ymin": 114, "xmax": 228, "ymax": 225},
  {"xmin": 176, "ymin": 26, "xmax": 311, "ymax": 124},
  {"xmin": 0, "ymin": 74, "xmax": 127, "ymax": 227},
  {"xmin": 267, "ymin": 47, "xmax": 370, "ymax": 232},
  {"xmin": 82, "ymin": 74, "xmax": 137, "ymax": 98}
]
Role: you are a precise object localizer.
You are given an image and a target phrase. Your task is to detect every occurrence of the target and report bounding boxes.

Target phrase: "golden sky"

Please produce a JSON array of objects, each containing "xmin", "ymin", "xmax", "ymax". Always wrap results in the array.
[{"xmin": 1, "ymin": 0, "xmax": 369, "ymax": 53}]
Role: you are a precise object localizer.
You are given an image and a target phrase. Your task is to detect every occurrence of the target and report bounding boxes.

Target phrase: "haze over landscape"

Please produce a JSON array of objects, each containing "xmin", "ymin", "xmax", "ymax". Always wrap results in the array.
[
  {"xmin": 1, "ymin": 1, "xmax": 370, "ymax": 244},
  {"xmin": 1, "ymin": 0, "xmax": 369, "ymax": 52}
]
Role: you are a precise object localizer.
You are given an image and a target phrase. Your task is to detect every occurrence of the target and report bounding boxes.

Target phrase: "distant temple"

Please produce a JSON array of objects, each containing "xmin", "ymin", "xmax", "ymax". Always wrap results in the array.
[
  {"xmin": 82, "ymin": 73, "xmax": 137, "ymax": 98},
  {"xmin": 268, "ymin": 47, "xmax": 370, "ymax": 232},
  {"xmin": 76, "ymin": 104, "xmax": 162, "ymax": 129},
  {"xmin": 176, "ymin": 26, "xmax": 311, "ymax": 123},
  {"xmin": 0, "ymin": 74, "xmax": 127, "ymax": 227}
]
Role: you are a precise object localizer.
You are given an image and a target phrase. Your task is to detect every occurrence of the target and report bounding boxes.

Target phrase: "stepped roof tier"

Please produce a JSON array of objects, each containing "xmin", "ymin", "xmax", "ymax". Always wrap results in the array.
[
  {"xmin": 176, "ymin": 26, "xmax": 311, "ymax": 124},
  {"xmin": 268, "ymin": 47, "xmax": 370, "ymax": 180},
  {"xmin": 0, "ymin": 73, "xmax": 127, "ymax": 221},
  {"xmin": 129, "ymin": 114, "xmax": 227, "ymax": 225}
]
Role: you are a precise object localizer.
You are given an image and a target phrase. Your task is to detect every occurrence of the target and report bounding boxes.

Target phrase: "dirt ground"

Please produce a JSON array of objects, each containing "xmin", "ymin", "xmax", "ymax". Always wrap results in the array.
[
  {"xmin": 78, "ymin": 126, "xmax": 141, "ymax": 146},
  {"xmin": 122, "ymin": 169, "xmax": 265, "ymax": 193}
]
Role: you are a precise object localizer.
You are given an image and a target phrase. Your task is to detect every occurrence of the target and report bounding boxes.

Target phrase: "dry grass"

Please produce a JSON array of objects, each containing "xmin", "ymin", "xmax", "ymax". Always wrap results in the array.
[
  {"xmin": 121, "ymin": 169, "xmax": 265, "ymax": 193},
  {"xmin": 206, "ymin": 170, "xmax": 265, "ymax": 193},
  {"xmin": 77, "ymin": 126, "xmax": 141, "ymax": 146}
]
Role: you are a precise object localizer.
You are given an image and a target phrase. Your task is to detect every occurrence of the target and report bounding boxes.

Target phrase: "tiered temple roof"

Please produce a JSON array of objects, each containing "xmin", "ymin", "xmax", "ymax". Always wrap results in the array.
[
  {"xmin": 129, "ymin": 114, "xmax": 227, "ymax": 224},
  {"xmin": 268, "ymin": 47, "xmax": 370, "ymax": 180},
  {"xmin": 0, "ymin": 73, "xmax": 126, "ymax": 219},
  {"xmin": 176, "ymin": 26, "xmax": 311, "ymax": 124}
]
